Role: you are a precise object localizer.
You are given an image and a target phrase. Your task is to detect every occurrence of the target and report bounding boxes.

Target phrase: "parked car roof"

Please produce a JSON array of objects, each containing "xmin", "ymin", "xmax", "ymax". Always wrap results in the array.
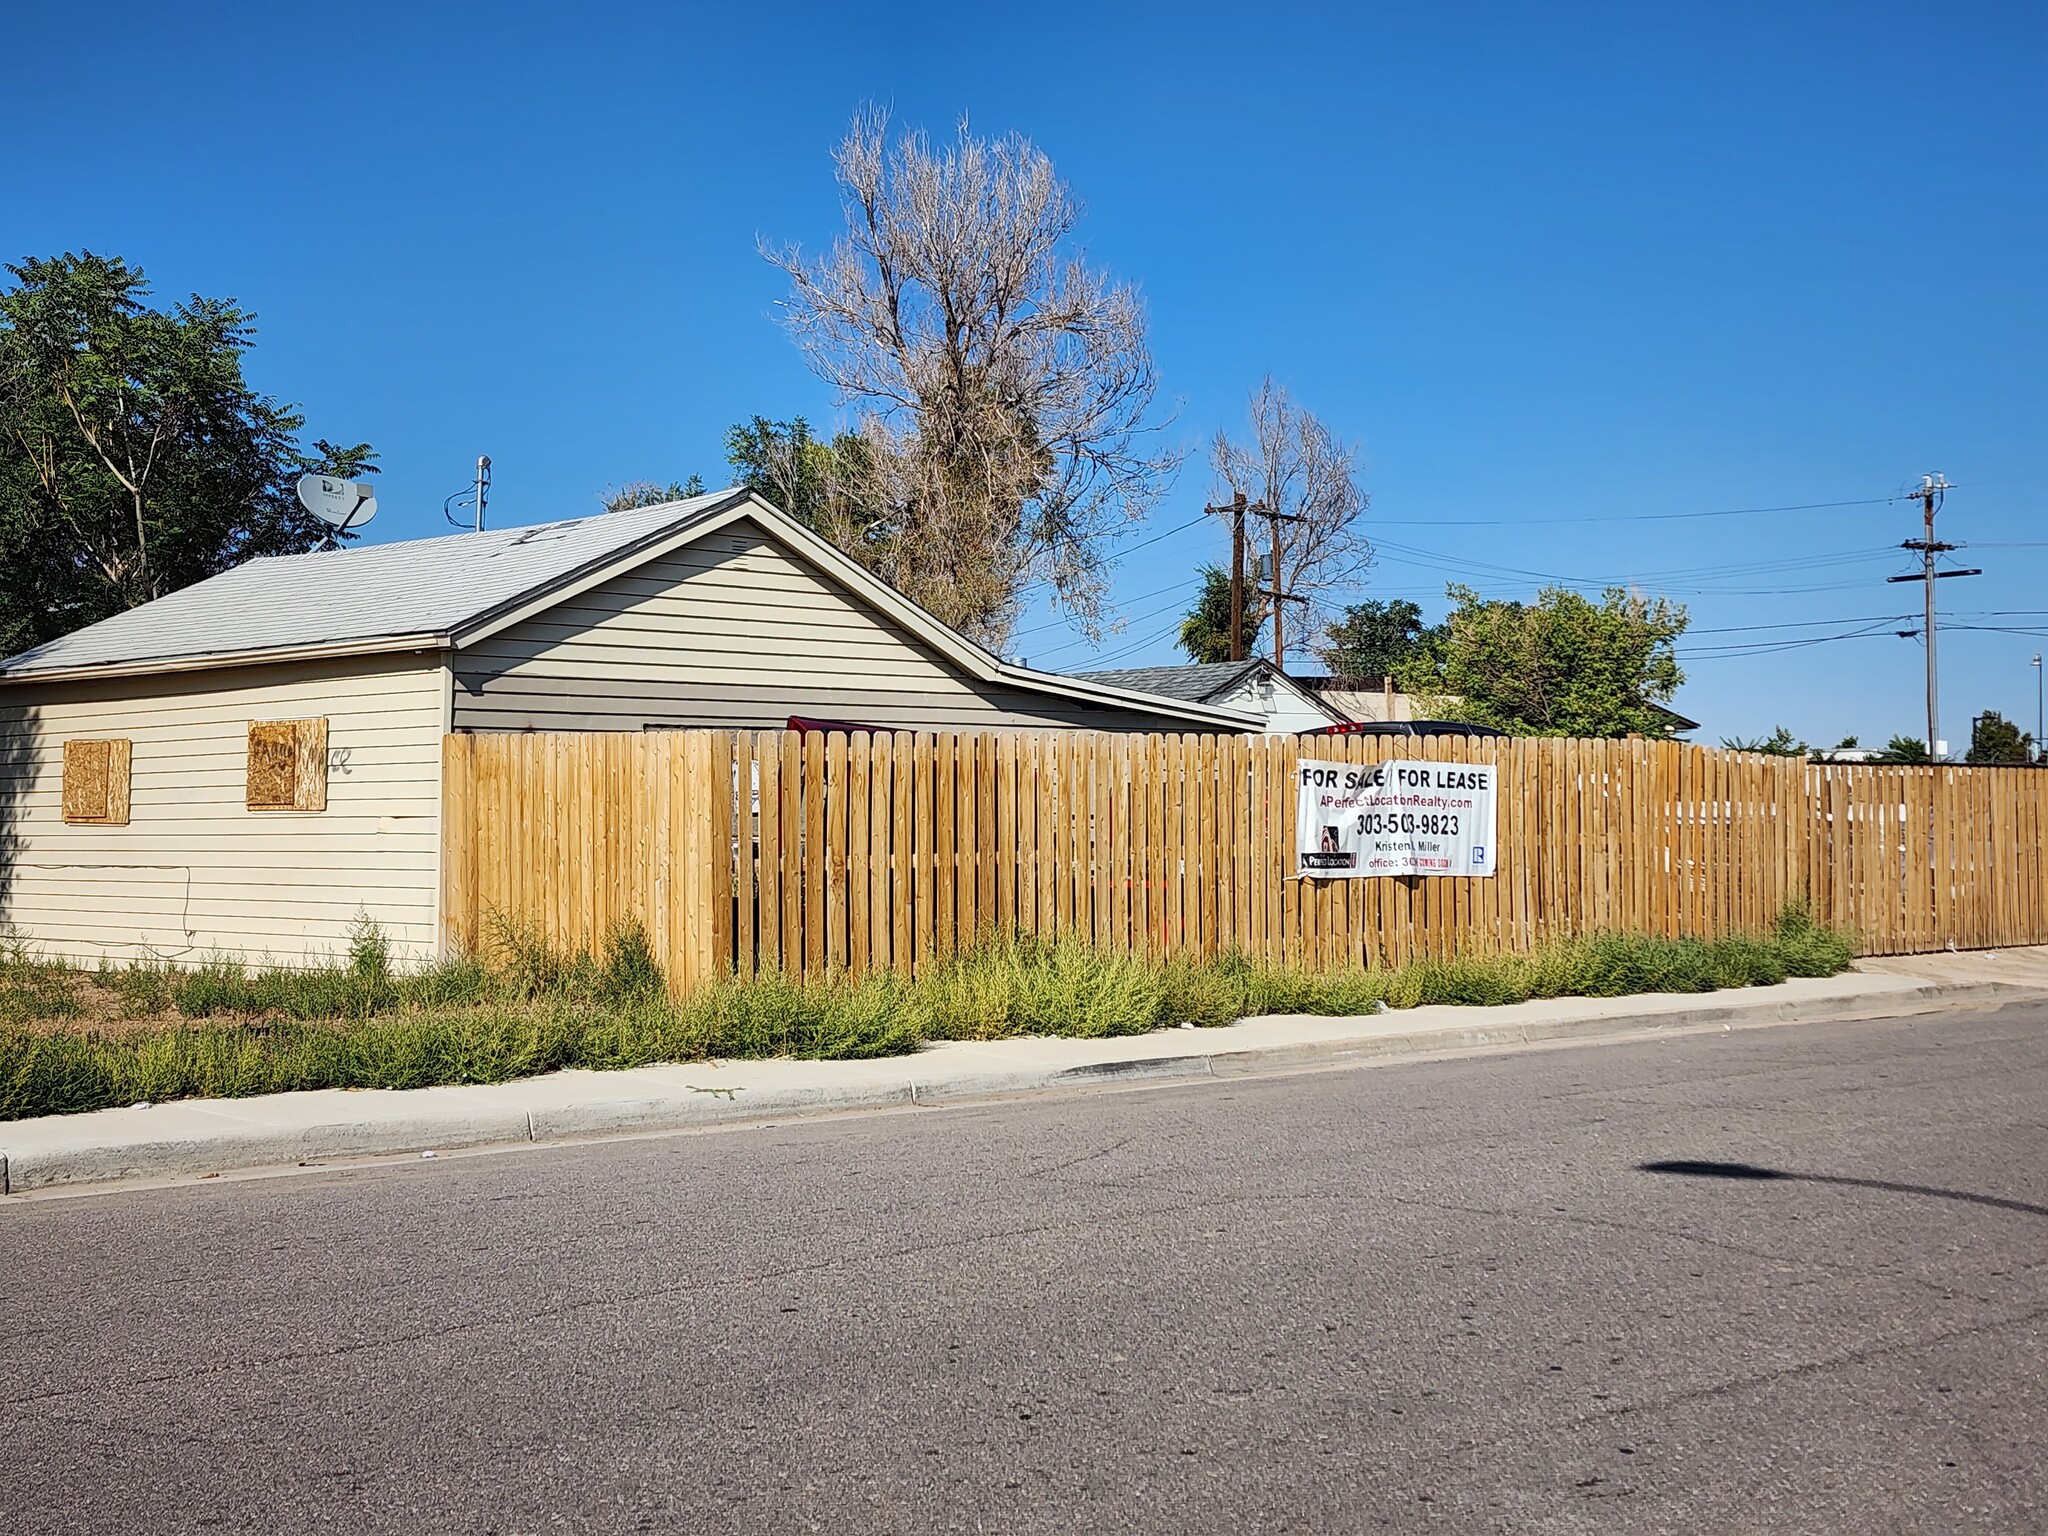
[{"xmin": 1298, "ymin": 720, "xmax": 1508, "ymax": 738}]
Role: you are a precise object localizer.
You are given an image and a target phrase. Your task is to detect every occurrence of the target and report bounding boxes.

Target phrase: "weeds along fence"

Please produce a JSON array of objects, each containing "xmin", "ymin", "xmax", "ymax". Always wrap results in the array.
[{"xmin": 440, "ymin": 731, "xmax": 2048, "ymax": 990}]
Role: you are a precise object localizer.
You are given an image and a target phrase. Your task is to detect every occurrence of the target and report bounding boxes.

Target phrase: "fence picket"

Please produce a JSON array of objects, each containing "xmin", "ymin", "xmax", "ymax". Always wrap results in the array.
[{"xmin": 440, "ymin": 729, "xmax": 2048, "ymax": 986}]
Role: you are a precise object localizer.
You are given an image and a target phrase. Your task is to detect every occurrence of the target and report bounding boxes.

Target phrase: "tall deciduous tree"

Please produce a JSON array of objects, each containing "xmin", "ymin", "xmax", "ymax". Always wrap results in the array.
[
  {"xmin": 1402, "ymin": 584, "xmax": 1689, "ymax": 738},
  {"xmin": 1320, "ymin": 597, "xmax": 1432, "ymax": 680},
  {"xmin": 0, "ymin": 252, "xmax": 373, "ymax": 656},
  {"xmin": 600, "ymin": 475, "xmax": 704, "ymax": 513},
  {"xmin": 1210, "ymin": 378, "xmax": 1370, "ymax": 669},
  {"xmin": 1965, "ymin": 710, "xmax": 2034, "ymax": 765},
  {"xmin": 1177, "ymin": 565, "xmax": 1268, "ymax": 664},
  {"xmin": 722, "ymin": 416, "xmax": 885, "ymax": 555},
  {"xmin": 765, "ymin": 108, "xmax": 1177, "ymax": 645}
]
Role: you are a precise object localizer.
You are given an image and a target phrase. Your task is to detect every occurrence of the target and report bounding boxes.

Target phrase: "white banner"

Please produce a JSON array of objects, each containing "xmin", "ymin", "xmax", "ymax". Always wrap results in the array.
[{"xmin": 1297, "ymin": 758, "xmax": 1498, "ymax": 879}]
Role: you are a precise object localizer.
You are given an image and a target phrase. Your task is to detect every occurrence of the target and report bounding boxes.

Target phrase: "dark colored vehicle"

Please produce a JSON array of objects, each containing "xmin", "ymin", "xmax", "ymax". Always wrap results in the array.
[
  {"xmin": 787, "ymin": 715, "xmax": 896, "ymax": 735},
  {"xmin": 1298, "ymin": 719, "xmax": 1507, "ymax": 739}
]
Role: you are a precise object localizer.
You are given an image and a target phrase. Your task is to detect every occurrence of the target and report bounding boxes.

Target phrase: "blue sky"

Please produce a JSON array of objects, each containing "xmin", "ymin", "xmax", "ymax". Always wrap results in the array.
[{"xmin": 7, "ymin": 2, "xmax": 2043, "ymax": 747}]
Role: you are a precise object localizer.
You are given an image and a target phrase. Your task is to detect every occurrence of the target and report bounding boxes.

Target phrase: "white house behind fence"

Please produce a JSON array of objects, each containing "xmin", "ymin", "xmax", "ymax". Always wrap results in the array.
[{"xmin": 0, "ymin": 489, "xmax": 1254, "ymax": 968}]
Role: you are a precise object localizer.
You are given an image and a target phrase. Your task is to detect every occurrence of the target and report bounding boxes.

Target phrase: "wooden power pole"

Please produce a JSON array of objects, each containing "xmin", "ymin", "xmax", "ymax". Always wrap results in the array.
[
  {"xmin": 1206, "ymin": 491, "xmax": 1258, "ymax": 663},
  {"xmin": 1229, "ymin": 493, "xmax": 1247, "ymax": 662},
  {"xmin": 1256, "ymin": 501, "xmax": 1307, "ymax": 672}
]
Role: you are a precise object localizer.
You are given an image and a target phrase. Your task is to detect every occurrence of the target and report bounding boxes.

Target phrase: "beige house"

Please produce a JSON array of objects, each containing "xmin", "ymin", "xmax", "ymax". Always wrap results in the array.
[
  {"xmin": 1295, "ymin": 675, "xmax": 1423, "ymax": 724},
  {"xmin": 0, "ymin": 489, "xmax": 1251, "ymax": 968}
]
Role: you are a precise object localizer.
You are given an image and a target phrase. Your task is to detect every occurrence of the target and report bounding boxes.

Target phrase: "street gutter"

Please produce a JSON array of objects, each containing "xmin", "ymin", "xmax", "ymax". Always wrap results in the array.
[{"xmin": 3, "ymin": 966, "xmax": 2040, "ymax": 1197}]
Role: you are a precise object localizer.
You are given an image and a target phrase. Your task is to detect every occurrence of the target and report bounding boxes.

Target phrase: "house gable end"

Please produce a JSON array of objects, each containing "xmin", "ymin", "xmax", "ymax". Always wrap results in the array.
[{"xmin": 451, "ymin": 518, "xmax": 1216, "ymax": 733}]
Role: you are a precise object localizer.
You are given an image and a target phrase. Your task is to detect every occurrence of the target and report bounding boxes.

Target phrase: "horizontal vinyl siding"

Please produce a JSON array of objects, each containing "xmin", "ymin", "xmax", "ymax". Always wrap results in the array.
[
  {"xmin": 0, "ymin": 652, "xmax": 448, "ymax": 967},
  {"xmin": 1209, "ymin": 676, "xmax": 1335, "ymax": 734},
  {"xmin": 452, "ymin": 521, "xmax": 1210, "ymax": 735}
]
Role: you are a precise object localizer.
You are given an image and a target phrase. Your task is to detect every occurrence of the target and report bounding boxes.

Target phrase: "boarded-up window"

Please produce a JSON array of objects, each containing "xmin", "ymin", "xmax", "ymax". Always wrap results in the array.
[
  {"xmin": 246, "ymin": 718, "xmax": 329, "ymax": 811},
  {"xmin": 62, "ymin": 739, "xmax": 132, "ymax": 825}
]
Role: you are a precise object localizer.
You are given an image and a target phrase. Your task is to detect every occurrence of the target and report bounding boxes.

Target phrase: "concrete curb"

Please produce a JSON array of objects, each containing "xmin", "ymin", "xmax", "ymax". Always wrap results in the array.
[{"xmin": 0, "ymin": 977, "xmax": 2034, "ymax": 1196}]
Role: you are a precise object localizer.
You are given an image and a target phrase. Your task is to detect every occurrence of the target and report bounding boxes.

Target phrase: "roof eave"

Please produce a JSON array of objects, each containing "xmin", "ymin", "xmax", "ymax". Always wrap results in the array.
[
  {"xmin": 0, "ymin": 632, "xmax": 452, "ymax": 687},
  {"xmin": 994, "ymin": 664, "xmax": 1264, "ymax": 729},
  {"xmin": 466, "ymin": 490, "xmax": 1263, "ymax": 732}
]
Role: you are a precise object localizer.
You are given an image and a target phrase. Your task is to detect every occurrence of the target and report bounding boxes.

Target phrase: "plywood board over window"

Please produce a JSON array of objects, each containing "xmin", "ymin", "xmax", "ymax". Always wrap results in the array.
[
  {"xmin": 246, "ymin": 718, "xmax": 329, "ymax": 811},
  {"xmin": 62, "ymin": 739, "xmax": 131, "ymax": 825}
]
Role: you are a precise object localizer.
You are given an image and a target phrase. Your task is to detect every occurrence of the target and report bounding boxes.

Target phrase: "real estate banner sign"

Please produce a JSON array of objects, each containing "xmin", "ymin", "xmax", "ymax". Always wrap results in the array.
[{"xmin": 1297, "ymin": 758, "xmax": 1498, "ymax": 879}]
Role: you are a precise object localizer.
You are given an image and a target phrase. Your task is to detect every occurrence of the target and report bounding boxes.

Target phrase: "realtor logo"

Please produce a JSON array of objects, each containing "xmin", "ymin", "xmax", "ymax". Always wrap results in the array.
[{"xmin": 1471, "ymin": 846, "xmax": 1486, "ymax": 866}]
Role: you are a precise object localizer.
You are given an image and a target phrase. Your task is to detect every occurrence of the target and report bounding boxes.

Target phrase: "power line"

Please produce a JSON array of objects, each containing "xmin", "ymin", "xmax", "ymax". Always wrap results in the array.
[
  {"xmin": 1687, "ymin": 611, "xmax": 1910, "ymax": 635},
  {"xmin": 1059, "ymin": 617, "xmax": 1189, "ymax": 670},
  {"xmin": 1364, "ymin": 477, "xmax": 2031, "ymax": 528},
  {"xmin": 1370, "ymin": 493, "xmax": 1895, "ymax": 528},
  {"xmin": 1368, "ymin": 538, "xmax": 1901, "ymax": 596},
  {"xmin": 1111, "ymin": 512, "xmax": 1209, "ymax": 555},
  {"xmin": 1027, "ymin": 595, "xmax": 1193, "ymax": 663},
  {"xmin": 1677, "ymin": 622, "xmax": 1907, "ymax": 659},
  {"xmin": 1010, "ymin": 579, "xmax": 1187, "ymax": 640}
]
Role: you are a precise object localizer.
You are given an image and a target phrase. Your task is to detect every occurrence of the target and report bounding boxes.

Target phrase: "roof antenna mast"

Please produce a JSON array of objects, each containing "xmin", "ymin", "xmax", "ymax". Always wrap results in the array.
[{"xmin": 443, "ymin": 455, "xmax": 493, "ymax": 531}]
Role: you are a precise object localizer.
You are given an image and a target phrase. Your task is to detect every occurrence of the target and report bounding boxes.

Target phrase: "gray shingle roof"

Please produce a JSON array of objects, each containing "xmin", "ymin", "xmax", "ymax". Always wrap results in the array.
[
  {"xmin": 1074, "ymin": 661, "xmax": 1264, "ymax": 703},
  {"xmin": 0, "ymin": 490, "xmax": 743, "ymax": 679}
]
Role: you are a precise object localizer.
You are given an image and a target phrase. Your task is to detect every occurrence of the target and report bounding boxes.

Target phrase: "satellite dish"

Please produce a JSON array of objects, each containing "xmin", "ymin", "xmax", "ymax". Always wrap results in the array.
[{"xmin": 296, "ymin": 475, "xmax": 378, "ymax": 535}]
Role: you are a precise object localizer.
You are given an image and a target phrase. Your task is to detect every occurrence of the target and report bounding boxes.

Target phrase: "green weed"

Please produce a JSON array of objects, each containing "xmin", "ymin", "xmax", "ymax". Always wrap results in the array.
[{"xmin": 0, "ymin": 905, "xmax": 1858, "ymax": 1121}]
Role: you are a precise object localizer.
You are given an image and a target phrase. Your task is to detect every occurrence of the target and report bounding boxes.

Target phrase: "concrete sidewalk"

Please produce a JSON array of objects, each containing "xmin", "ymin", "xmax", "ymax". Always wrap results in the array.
[{"xmin": 5, "ymin": 952, "xmax": 2045, "ymax": 1196}]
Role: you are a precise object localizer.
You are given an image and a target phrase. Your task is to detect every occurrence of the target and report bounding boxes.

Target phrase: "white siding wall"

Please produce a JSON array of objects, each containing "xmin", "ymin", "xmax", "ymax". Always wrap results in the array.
[
  {"xmin": 0, "ymin": 652, "xmax": 449, "ymax": 967},
  {"xmin": 1211, "ymin": 673, "xmax": 1338, "ymax": 734},
  {"xmin": 454, "ymin": 520, "xmax": 1211, "ymax": 733}
]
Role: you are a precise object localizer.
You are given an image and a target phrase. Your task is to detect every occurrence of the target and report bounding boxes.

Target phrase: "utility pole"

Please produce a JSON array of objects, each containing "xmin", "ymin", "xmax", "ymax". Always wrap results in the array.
[
  {"xmin": 1886, "ymin": 474, "xmax": 1978, "ymax": 759},
  {"xmin": 1254, "ymin": 501, "xmax": 1308, "ymax": 672},
  {"xmin": 1207, "ymin": 491, "xmax": 1282, "ymax": 664},
  {"xmin": 1207, "ymin": 492, "xmax": 1250, "ymax": 662}
]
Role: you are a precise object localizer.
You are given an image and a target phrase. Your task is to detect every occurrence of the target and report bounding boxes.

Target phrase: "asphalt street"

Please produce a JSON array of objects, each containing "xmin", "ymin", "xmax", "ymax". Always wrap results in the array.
[{"xmin": 3, "ymin": 1003, "xmax": 2044, "ymax": 1534}]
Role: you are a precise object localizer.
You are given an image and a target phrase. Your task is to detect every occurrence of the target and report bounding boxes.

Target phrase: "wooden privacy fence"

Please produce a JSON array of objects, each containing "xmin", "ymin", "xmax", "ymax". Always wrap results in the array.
[{"xmin": 440, "ymin": 730, "xmax": 2048, "ymax": 990}]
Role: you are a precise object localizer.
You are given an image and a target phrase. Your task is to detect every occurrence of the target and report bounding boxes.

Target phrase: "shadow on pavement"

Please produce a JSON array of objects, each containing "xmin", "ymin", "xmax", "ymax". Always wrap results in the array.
[{"xmin": 1638, "ymin": 1158, "xmax": 2048, "ymax": 1220}]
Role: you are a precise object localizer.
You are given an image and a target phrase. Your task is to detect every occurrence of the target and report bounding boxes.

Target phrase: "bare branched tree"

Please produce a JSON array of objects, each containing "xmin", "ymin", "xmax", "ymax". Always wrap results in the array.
[
  {"xmin": 1210, "ymin": 378, "xmax": 1371, "ymax": 669},
  {"xmin": 765, "ymin": 107, "xmax": 1179, "ymax": 645}
]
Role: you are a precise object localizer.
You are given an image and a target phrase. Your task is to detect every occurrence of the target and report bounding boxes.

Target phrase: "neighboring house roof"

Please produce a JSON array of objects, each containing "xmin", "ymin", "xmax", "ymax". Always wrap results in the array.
[
  {"xmin": 0, "ymin": 489, "xmax": 1258, "ymax": 731},
  {"xmin": 1077, "ymin": 659, "xmax": 1343, "ymax": 728},
  {"xmin": 1076, "ymin": 660, "xmax": 1269, "ymax": 704}
]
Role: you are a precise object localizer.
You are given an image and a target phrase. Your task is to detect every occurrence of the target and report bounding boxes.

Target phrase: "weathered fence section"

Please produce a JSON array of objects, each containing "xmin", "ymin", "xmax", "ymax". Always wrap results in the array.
[{"xmin": 440, "ymin": 730, "xmax": 2048, "ymax": 988}]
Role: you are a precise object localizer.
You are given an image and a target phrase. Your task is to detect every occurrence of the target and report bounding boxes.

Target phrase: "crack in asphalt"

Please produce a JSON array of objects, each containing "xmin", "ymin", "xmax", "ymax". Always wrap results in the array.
[
  {"xmin": 1407, "ymin": 1301, "xmax": 2048, "ymax": 1472},
  {"xmin": 1385, "ymin": 1192, "xmax": 2025, "ymax": 1306}
]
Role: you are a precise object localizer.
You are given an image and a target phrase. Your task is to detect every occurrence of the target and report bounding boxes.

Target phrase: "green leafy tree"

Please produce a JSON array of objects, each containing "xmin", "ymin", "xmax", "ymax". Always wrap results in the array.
[
  {"xmin": 0, "ymin": 252, "xmax": 374, "ymax": 657},
  {"xmin": 600, "ymin": 476, "xmax": 705, "ymax": 513},
  {"xmin": 722, "ymin": 416, "xmax": 884, "ymax": 552},
  {"xmin": 1965, "ymin": 711, "xmax": 2034, "ymax": 765},
  {"xmin": 1177, "ymin": 565, "xmax": 1268, "ymax": 664},
  {"xmin": 1320, "ymin": 597, "xmax": 1435, "ymax": 680},
  {"xmin": 1721, "ymin": 725, "xmax": 1808, "ymax": 756},
  {"xmin": 1401, "ymin": 584, "xmax": 1689, "ymax": 738},
  {"xmin": 1881, "ymin": 735, "xmax": 1931, "ymax": 764}
]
